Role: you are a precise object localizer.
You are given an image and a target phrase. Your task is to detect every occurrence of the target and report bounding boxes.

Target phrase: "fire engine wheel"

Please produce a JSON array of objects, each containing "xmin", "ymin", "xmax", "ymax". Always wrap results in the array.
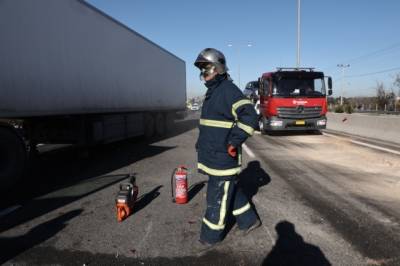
[
  {"xmin": 155, "ymin": 113, "xmax": 166, "ymax": 136},
  {"xmin": 0, "ymin": 127, "xmax": 27, "ymax": 191},
  {"xmin": 259, "ymin": 116, "xmax": 268, "ymax": 135},
  {"xmin": 144, "ymin": 113, "xmax": 155, "ymax": 138}
]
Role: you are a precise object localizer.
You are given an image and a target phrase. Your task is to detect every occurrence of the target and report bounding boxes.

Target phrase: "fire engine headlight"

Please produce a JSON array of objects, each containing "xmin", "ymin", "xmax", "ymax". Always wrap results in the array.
[
  {"xmin": 270, "ymin": 120, "xmax": 283, "ymax": 127},
  {"xmin": 317, "ymin": 119, "xmax": 327, "ymax": 126}
]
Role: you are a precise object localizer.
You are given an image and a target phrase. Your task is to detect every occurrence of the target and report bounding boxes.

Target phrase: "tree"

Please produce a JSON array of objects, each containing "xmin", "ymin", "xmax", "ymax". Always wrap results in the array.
[
  {"xmin": 375, "ymin": 82, "xmax": 387, "ymax": 110},
  {"xmin": 392, "ymin": 73, "xmax": 400, "ymax": 111},
  {"xmin": 393, "ymin": 73, "xmax": 400, "ymax": 92},
  {"xmin": 386, "ymin": 90, "xmax": 396, "ymax": 111}
]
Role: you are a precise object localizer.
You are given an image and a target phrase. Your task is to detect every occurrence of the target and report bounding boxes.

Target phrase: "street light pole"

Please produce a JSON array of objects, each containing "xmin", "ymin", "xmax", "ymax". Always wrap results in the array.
[
  {"xmin": 237, "ymin": 46, "xmax": 241, "ymax": 89},
  {"xmin": 337, "ymin": 64, "xmax": 350, "ymax": 105},
  {"xmin": 297, "ymin": 0, "xmax": 301, "ymax": 68},
  {"xmin": 228, "ymin": 43, "xmax": 252, "ymax": 90}
]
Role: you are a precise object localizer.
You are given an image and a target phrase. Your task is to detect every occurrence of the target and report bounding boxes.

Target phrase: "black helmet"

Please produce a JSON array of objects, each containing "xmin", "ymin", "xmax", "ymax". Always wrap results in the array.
[{"xmin": 194, "ymin": 48, "xmax": 229, "ymax": 74}]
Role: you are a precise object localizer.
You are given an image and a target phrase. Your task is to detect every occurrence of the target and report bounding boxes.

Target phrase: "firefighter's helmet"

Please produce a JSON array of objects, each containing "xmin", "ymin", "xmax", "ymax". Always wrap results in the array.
[{"xmin": 194, "ymin": 48, "xmax": 228, "ymax": 75}]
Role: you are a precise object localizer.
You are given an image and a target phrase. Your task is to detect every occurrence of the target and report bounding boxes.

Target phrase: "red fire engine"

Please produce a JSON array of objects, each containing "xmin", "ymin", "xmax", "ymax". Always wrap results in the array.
[{"xmin": 257, "ymin": 67, "xmax": 332, "ymax": 133}]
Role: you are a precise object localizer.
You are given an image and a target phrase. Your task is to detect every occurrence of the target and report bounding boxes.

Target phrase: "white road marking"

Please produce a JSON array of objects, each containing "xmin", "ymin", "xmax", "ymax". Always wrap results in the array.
[
  {"xmin": 263, "ymin": 224, "xmax": 276, "ymax": 245},
  {"xmin": 321, "ymin": 132, "xmax": 341, "ymax": 139},
  {"xmin": 323, "ymin": 132, "xmax": 400, "ymax": 156},
  {"xmin": 136, "ymin": 220, "xmax": 153, "ymax": 254},
  {"xmin": 242, "ymin": 143, "xmax": 255, "ymax": 158},
  {"xmin": 0, "ymin": 205, "xmax": 21, "ymax": 218},
  {"xmin": 350, "ymin": 140, "xmax": 400, "ymax": 155},
  {"xmin": 253, "ymin": 198, "xmax": 275, "ymax": 245}
]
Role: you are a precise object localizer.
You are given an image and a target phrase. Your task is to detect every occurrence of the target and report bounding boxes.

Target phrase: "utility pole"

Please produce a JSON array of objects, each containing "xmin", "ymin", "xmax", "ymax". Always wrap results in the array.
[
  {"xmin": 228, "ymin": 43, "xmax": 252, "ymax": 90},
  {"xmin": 297, "ymin": 0, "xmax": 301, "ymax": 68},
  {"xmin": 337, "ymin": 64, "xmax": 350, "ymax": 105},
  {"xmin": 238, "ymin": 47, "xmax": 241, "ymax": 89}
]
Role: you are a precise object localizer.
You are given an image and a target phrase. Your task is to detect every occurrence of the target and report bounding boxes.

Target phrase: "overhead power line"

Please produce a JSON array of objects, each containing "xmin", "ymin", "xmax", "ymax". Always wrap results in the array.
[
  {"xmin": 345, "ymin": 66, "xmax": 400, "ymax": 78},
  {"xmin": 345, "ymin": 42, "xmax": 400, "ymax": 64},
  {"xmin": 323, "ymin": 41, "xmax": 400, "ymax": 72}
]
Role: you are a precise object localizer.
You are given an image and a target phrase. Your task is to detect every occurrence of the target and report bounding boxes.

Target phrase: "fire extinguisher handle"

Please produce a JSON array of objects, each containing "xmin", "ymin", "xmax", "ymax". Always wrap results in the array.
[{"xmin": 129, "ymin": 173, "xmax": 136, "ymax": 185}]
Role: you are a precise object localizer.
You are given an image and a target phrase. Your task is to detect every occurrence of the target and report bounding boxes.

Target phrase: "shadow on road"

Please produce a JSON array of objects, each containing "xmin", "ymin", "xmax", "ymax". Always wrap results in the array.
[
  {"xmin": 238, "ymin": 160, "xmax": 271, "ymax": 200},
  {"xmin": 133, "ymin": 185, "xmax": 163, "ymax": 215},
  {"xmin": 266, "ymin": 130, "xmax": 323, "ymax": 137},
  {"xmin": 187, "ymin": 181, "xmax": 207, "ymax": 202},
  {"xmin": 0, "ymin": 209, "xmax": 82, "ymax": 265},
  {"xmin": 0, "ymin": 118, "xmax": 198, "ymax": 232},
  {"xmin": 152, "ymin": 118, "xmax": 199, "ymax": 143},
  {"xmin": 0, "ymin": 174, "xmax": 127, "ymax": 233},
  {"xmin": 263, "ymin": 221, "xmax": 331, "ymax": 266},
  {"xmin": 225, "ymin": 160, "xmax": 271, "ymax": 235}
]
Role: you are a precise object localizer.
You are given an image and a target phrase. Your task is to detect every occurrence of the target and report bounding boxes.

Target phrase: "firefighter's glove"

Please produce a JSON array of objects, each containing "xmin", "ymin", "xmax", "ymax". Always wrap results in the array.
[{"xmin": 227, "ymin": 145, "xmax": 237, "ymax": 157}]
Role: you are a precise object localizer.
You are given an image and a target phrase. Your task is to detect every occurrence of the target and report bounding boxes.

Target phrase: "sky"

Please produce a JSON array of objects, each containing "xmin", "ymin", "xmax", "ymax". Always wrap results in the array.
[{"xmin": 87, "ymin": 0, "xmax": 400, "ymax": 98}]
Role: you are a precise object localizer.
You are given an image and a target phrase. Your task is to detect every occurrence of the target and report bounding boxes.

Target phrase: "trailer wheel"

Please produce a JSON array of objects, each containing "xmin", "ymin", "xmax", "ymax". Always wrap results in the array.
[
  {"xmin": 155, "ymin": 113, "xmax": 166, "ymax": 136},
  {"xmin": 144, "ymin": 113, "xmax": 155, "ymax": 138},
  {"xmin": 0, "ymin": 127, "xmax": 27, "ymax": 191}
]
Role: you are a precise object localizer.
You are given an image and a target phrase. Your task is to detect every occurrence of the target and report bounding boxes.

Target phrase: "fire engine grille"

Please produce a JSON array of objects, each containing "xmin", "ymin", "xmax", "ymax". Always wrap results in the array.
[{"xmin": 277, "ymin": 106, "xmax": 322, "ymax": 119}]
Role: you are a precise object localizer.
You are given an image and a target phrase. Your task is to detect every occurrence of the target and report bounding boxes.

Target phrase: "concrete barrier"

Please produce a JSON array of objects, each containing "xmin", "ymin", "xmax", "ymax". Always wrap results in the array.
[{"xmin": 327, "ymin": 113, "xmax": 400, "ymax": 145}]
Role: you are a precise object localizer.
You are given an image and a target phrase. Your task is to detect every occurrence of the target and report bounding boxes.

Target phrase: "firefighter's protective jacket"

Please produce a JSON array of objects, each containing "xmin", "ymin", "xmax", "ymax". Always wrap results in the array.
[{"xmin": 197, "ymin": 74, "xmax": 258, "ymax": 176}]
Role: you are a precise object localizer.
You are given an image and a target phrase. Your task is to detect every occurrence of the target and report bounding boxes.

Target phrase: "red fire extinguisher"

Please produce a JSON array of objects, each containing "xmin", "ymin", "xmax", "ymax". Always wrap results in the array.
[{"xmin": 171, "ymin": 166, "xmax": 189, "ymax": 204}]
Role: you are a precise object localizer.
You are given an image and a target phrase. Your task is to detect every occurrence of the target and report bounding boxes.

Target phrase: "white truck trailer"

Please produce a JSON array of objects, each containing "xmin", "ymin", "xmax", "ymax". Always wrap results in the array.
[{"xmin": 0, "ymin": 0, "xmax": 186, "ymax": 190}]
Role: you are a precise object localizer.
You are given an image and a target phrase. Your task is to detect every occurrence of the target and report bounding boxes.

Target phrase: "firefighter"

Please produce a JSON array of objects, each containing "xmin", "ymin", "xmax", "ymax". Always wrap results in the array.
[{"xmin": 194, "ymin": 48, "xmax": 261, "ymax": 246}]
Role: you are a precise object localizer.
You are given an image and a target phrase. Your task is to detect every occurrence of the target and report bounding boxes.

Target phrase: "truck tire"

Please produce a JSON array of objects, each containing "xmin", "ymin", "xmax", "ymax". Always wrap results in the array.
[
  {"xmin": 144, "ymin": 113, "xmax": 155, "ymax": 138},
  {"xmin": 155, "ymin": 113, "xmax": 166, "ymax": 136},
  {"xmin": 0, "ymin": 127, "xmax": 27, "ymax": 191}
]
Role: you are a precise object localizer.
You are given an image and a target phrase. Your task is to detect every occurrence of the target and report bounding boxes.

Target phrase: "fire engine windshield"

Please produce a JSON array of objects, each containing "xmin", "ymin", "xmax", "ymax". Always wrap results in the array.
[{"xmin": 272, "ymin": 78, "xmax": 326, "ymax": 97}]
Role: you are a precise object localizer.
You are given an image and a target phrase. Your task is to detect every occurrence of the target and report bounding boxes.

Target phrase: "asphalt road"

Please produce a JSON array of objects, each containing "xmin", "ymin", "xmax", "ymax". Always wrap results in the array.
[{"xmin": 1, "ymin": 113, "xmax": 400, "ymax": 265}]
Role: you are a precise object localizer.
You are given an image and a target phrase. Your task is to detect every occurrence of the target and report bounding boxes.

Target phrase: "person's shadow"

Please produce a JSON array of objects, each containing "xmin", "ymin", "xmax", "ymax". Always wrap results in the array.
[
  {"xmin": 237, "ymin": 160, "xmax": 271, "ymax": 201},
  {"xmin": 263, "ymin": 221, "xmax": 332, "ymax": 266},
  {"xmin": 224, "ymin": 160, "xmax": 271, "ymax": 235}
]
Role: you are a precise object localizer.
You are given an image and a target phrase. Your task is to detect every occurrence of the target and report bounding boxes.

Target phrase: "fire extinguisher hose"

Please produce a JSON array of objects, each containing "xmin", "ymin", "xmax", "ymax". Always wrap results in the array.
[{"xmin": 170, "ymin": 168, "xmax": 177, "ymax": 203}]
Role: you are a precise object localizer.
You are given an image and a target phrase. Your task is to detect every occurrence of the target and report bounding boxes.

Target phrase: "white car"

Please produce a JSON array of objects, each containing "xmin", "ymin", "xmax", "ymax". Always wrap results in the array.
[{"xmin": 190, "ymin": 103, "xmax": 200, "ymax": 111}]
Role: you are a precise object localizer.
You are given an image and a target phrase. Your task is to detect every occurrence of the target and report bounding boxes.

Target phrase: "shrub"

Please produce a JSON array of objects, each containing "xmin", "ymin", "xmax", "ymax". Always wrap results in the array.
[
  {"xmin": 334, "ymin": 105, "xmax": 344, "ymax": 113},
  {"xmin": 344, "ymin": 104, "xmax": 353, "ymax": 114}
]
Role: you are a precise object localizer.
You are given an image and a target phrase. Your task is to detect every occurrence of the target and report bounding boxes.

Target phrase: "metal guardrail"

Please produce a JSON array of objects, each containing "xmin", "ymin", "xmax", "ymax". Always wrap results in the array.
[
  {"xmin": 328, "ymin": 110, "xmax": 400, "ymax": 115},
  {"xmin": 352, "ymin": 110, "xmax": 400, "ymax": 115}
]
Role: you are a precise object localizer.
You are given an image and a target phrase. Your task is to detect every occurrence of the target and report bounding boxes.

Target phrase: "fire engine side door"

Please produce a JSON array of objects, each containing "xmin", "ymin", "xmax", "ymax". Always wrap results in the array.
[{"xmin": 258, "ymin": 77, "xmax": 271, "ymax": 117}]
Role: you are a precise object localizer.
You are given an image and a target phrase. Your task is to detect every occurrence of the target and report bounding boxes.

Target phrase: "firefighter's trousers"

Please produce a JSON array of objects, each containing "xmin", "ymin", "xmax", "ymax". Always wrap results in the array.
[{"xmin": 200, "ymin": 175, "xmax": 257, "ymax": 244}]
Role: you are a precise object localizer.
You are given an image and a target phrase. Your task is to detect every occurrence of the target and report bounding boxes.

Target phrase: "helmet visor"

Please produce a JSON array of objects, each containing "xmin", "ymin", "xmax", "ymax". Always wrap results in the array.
[{"xmin": 194, "ymin": 53, "xmax": 210, "ymax": 68}]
